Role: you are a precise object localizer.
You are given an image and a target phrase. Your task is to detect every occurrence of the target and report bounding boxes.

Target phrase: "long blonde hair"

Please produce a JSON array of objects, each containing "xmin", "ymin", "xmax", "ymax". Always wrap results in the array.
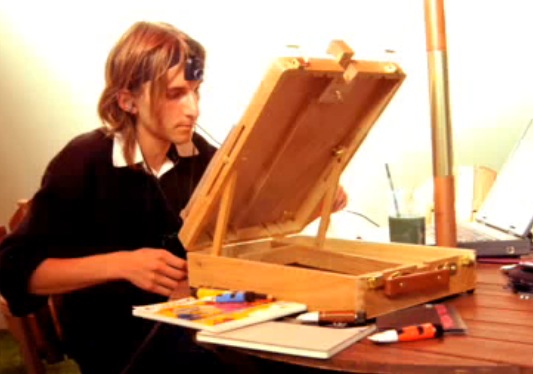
[{"xmin": 97, "ymin": 21, "xmax": 205, "ymax": 166}]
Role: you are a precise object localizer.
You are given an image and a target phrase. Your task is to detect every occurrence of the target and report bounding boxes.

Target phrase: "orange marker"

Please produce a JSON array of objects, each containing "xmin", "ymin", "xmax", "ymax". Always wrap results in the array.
[{"xmin": 368, "ymin": 323, "xmax": 444, "ymax": 343}]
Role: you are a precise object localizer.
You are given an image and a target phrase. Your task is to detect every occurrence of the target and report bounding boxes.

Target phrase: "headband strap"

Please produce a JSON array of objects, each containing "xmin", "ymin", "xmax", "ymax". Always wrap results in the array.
[{"xmin": 130, "ymin": 46, "xmax": 204, "ymax": 88}]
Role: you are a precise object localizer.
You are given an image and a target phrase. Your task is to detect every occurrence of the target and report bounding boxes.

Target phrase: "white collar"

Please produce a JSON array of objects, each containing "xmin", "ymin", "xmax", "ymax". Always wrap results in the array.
[{"xmin": 112, "ymin": 134, "xmax": 175, "ymax": 178}]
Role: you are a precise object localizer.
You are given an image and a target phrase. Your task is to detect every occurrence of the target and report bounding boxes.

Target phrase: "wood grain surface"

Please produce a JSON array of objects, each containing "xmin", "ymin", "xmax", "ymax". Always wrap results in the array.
[{"xmin": 229, "ymin": 264, "xmax": 533, "ymax": 373}]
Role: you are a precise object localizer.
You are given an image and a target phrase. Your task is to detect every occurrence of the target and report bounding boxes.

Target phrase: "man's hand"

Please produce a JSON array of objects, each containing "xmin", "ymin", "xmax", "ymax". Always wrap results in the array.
[
  {"xmin": 307, "ymin": 185, "xmax": 349, "ymax": 223},
  {"xmin": 29, "ymin": 249, "xmax": 188, "ymax": 296},
  {"xmin": 115, "ymin": 248, "xmax": 188, "ymax": 297},
  {"xmin": 332, "ymin": 185, "xmax": 348, "ymax": 213}
]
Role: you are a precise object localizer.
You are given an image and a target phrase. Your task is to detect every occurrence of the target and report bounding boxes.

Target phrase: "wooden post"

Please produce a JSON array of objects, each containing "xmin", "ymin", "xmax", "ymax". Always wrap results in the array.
[
  {"xmin": 316, "ymin": 149, "xmax": 345, "ymax": 249},
  {"xmin": 211, "ymin": 171, "xmax": 238, "ymax": 256},
  {"xmin": 424, "ymin": 0, "xmax": 457, "ymax": 247}
]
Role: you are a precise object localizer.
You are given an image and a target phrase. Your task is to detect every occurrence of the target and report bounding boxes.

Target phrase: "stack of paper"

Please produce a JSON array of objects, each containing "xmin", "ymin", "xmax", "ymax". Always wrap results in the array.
[{"xmin": 196, "ymin": 321, "xmax": 376, "ymax": 359}]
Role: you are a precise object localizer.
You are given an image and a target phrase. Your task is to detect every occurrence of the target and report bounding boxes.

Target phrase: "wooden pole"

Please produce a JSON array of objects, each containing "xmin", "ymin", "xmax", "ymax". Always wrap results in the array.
[{"xmin": 424, "ymin": 0, "xmax": 457, "ymax": 247}]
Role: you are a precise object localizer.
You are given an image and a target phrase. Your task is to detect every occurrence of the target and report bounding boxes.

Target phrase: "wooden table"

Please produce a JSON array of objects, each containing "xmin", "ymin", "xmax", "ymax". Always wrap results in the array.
[{"xmin": 235, "ymin": 264, "xmax": 533, "ymax": 373}]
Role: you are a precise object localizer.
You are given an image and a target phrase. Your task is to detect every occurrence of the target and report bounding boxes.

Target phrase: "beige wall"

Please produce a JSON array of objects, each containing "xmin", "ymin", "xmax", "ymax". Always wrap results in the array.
[{"xmin": 0, "ymin": 0, "xmax": 532, "ymax": 229}]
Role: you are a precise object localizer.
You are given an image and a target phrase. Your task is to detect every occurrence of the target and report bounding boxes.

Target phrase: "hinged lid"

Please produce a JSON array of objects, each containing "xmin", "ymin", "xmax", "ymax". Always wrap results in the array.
[{"xmin": 180, "ymin": 41, "xmax": 405, "ymax": 252}]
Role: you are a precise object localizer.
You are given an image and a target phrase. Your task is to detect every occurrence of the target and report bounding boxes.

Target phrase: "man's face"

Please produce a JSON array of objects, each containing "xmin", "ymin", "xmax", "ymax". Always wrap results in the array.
[{"xmin": 135, "ymin": 64, "xmax": 201, "ymax": 146}]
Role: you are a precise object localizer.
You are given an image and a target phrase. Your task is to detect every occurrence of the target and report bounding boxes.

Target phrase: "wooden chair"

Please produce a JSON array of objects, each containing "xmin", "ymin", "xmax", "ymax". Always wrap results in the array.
[{"xmin": 0, "ymin": 199, "xmax": 66, "ymax": 374}]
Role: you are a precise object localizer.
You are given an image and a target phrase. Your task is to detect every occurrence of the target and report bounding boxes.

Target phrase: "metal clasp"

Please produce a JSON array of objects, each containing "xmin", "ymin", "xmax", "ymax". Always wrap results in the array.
[
  {"xmin": 286, "ymin": 44, "xmax": 310, "ymax": 68},
  {"xmin": 367, "ymin": 274, "xmax": 384, "ymax": 289}
]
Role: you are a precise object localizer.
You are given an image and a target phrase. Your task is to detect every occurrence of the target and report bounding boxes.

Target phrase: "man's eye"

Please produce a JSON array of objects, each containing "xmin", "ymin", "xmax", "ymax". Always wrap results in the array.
[{"xmin": 167, "ymin": 89, "xmax": 186, "ymax": 99}]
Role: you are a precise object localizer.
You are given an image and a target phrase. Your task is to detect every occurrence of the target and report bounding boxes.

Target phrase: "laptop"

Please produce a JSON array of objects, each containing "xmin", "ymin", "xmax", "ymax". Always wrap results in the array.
[{"xmin": 428, "ymin": 119, "xmax": 533, "ymax": 257}]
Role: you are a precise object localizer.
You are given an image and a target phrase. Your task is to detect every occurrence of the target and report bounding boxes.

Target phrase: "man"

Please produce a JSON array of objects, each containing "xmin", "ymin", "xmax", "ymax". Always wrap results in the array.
[
  {"xmin": 0, "ymin": 21, "xmax": 224, "ymax": 373},
  {"xmin": 0, "ymin": 21, "xmax": 347, "ymax": 374}
]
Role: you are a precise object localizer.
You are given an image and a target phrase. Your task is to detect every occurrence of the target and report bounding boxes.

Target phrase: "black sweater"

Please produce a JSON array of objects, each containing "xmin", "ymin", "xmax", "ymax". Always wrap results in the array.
[{"xmin": 0, "ymin": 128, "xmax": 216, "ymax": 369}]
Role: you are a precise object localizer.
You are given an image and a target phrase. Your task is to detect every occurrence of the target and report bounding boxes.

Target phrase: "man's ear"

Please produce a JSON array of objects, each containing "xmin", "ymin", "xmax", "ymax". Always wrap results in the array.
[{"xmin": 117, "ymin": 90, "xmax": 137, "ymax": 114}]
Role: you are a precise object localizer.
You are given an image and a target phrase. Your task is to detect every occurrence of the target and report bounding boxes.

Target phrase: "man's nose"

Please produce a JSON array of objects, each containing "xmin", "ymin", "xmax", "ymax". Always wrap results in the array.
[{"xmin": 183, "ymin": 91, "xmax": 199, "ymax": 117}]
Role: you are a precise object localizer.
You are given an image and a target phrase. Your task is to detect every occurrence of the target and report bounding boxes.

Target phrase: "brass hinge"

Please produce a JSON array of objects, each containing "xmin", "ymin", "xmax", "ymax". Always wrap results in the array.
[
  {"xmin": 366, "ymin": 274, "xmax": 385, "ymax": 290},
  {"xmin": 460, "ymin": 256, "xmax": 476, "ymax": 267}
]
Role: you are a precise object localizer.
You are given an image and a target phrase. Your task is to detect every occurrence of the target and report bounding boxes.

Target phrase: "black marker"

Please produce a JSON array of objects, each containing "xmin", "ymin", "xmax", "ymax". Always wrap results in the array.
[{"xmin": 296, "ymin": 310, "xmax": 367, "ymax": 327}]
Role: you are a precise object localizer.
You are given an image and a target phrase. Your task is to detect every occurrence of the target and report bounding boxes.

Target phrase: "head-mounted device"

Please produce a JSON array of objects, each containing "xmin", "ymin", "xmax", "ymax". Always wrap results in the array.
[
  {"xmin": 185, "ymin": 56, "xmax": 203, "ymax": 81},
  {"xmin": 130, "ymin": 46, "xmax": 204, "ymax": 88}
]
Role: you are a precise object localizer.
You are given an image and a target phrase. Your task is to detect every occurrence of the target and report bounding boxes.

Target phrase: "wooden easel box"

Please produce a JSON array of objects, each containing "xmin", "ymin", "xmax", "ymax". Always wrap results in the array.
[{"xmin": 180, "ymin": 41, "xmax": 476, "ymax": 319}]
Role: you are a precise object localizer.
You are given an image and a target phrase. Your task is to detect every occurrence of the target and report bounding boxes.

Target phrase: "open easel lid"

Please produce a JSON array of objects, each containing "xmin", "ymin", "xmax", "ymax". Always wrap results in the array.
[{"xmin": 180, "ymin": 41, "xmax": 405, "ymax": 252}]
